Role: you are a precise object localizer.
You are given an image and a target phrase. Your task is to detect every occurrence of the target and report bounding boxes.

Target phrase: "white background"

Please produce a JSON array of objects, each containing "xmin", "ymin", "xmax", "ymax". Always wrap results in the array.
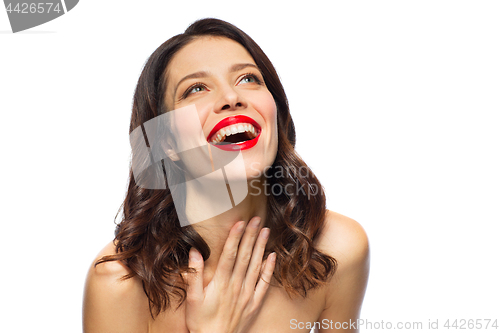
[{"xmin": 1, "ymin": 1, "xmax": 499, "ymax": 332}]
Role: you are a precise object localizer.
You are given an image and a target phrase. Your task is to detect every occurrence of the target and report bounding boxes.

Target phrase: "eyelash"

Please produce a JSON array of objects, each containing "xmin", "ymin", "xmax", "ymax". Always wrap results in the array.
[
  {"xmin": 181, "ymin": 83, "xmax": 207, "ymax": 99},
  {"xmin": 239, "ymin": 72, "xmax": 262, "ymax": 85},
  {"xmin": 180, "ymin": 73, "xmax": 263, "ymax": 99}
]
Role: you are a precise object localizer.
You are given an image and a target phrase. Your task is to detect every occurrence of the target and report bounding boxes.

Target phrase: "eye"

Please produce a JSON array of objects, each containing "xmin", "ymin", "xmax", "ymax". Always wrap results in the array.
[
  {"xmin": 241, "ymin": 76, "xmax": 256, "ymax": 84},
  {"xmin": 182, "ymin": 83, "xmax": 207, "ymax": 99},
  {"xmin": 238, "ymin": 73, "xmax": 262, "ymax": 85}
]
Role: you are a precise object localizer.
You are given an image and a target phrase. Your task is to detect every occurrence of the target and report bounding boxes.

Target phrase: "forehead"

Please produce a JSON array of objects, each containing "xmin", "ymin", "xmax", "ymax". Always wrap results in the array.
[{"xmin": 166, "ymin": 36, "xmax": 256, "ymax": 85}]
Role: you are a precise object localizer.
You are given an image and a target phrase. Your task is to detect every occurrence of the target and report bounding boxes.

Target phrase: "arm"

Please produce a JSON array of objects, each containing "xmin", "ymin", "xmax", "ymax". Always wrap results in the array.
[
  {"xmin": 82, "ymin": 242, "xmax": 150, "ymax": 333},
  {"xmin": 317, "ymin": 212, "xmax": 370, "ymax": 333}
]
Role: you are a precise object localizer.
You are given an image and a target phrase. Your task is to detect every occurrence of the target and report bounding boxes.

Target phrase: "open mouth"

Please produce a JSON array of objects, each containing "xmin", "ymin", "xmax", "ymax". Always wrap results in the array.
[{"xmin": 207, "ymin": 115, "xmax": 261, "ymax": 151}]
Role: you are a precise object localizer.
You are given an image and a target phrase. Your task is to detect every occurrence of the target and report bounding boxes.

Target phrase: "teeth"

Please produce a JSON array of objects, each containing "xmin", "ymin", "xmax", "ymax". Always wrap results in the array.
[{"xmin": 209, "ymin": 122, "xmax": 258, "ymax": 144}]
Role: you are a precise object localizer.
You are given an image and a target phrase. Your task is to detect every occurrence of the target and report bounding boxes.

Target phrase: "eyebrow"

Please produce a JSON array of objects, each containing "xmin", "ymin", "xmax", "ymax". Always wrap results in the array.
[
  {"xmin": 229, "ymin": 63, "xmax": 260, "ymax": 73},
  {"xmin": 173, "ymin": 63, "xmax": 261, "ymax": 97}
]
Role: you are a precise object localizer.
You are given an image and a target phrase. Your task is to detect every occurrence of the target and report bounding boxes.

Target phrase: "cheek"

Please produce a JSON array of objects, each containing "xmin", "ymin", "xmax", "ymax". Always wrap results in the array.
[
  {"xmin": 265, "ymin": 96, "xmax": 279, "ymax": 145},
  {"xmin": 194, "ymin": 102, "xmax": 214, "ymax": 138},
  {"xmin": 174, "ymin": 100, "xmax": 213, "ymax": 137},
  {"xmin": 252, "ymin": 91, "xmax": 279, "ymax": 158},
  {"xmin": 169, "ymin": 104, "xmax": 207, "ymax": 151},
  {"xmin": 252, "ymin": 91, "xmax": 278, "ymax": 130}
]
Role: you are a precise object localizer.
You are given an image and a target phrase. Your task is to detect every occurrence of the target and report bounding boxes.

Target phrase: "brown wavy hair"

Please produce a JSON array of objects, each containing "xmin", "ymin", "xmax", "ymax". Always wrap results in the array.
[{"xmin": 96, "ymin": 18, "xmax": 337, "ymax": 317}]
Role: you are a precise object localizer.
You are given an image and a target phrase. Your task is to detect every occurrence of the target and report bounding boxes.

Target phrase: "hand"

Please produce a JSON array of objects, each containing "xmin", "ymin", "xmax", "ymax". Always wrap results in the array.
[{"xmin": 184, "ymin": 216, "xmax": 276, "ymax": 333}]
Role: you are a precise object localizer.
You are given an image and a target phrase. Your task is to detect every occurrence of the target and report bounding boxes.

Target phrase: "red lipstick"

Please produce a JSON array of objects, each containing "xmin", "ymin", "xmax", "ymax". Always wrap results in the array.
[{"xmin": 207, "ymin": 115, "xmax": 261, "ymax": 151}]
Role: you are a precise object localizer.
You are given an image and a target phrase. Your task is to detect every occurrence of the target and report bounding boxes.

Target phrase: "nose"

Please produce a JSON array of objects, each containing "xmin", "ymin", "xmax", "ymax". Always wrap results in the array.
[{"xmin": 213, "ymin": 85, "xmax": 247, "ymax": 113}]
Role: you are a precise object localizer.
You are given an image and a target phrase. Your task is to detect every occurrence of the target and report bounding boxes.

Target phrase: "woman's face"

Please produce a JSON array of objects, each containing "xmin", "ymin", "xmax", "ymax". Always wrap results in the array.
[{"xmin": 164, "ymin": 36, "xmax": 278, "ymax": 179}]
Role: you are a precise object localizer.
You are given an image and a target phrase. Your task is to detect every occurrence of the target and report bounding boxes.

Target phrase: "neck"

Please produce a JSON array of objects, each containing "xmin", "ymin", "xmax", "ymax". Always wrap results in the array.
[{"xmin": 187, "ymin": 178, "xmax": 268, "ymax": 279}]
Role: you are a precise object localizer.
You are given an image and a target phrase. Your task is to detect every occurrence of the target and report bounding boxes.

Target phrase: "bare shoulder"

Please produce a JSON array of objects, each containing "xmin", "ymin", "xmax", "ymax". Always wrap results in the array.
[
  {"xmin": 314, "ymin": 210, "xmax": 370, "ymax": 330},
  {"xmin": 316, "ymin": 210, "xmax": 369, "ymax": 266},
  {"xmin": 83, "ymin": 241, "xmax": 150, "ymax": 333},
  {"xmin": 86, "ymin": 241, "xmax": 129, "ymax": 279}
]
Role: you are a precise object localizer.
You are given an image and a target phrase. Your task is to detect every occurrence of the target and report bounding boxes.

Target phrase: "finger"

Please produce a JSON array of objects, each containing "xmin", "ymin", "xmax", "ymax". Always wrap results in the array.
[
  {"xmin": 213, "ymin": 221, "xmax": 245, "ymax": 285},
  {"xmin": 231, "ymin": 217, "xmax": 263, "ymax": 285},
  {"xmin": 186, "ymin": 247, "xmax": 204, "ymax": 302},
  {"xmin": 254, "ymin": 252, "xmax": 276, "ymax": 303},
  {"xmin": 253, "ymin": 248, "xmax": 268, "ymax": 288},
  {"xmin": 259, "ymin": 252, "xmax": 268, "ymax": 276},
  {"xmin": 241, "ymin": 227, "xmax": 270, "ymax": 290}
]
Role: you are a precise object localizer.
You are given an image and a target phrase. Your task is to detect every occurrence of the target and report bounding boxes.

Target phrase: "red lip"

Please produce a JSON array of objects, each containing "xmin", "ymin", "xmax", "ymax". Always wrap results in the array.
[{"xmin": 207, "ymin": 115, "xmax": 261, "ymax": 151}]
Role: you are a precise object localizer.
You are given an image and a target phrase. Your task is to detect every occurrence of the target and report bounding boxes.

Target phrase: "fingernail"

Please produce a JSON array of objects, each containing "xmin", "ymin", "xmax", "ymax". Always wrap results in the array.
[
  {"xmin": 237, "ymin": 221, "xmax": 245, "ymax": 232},
  {"xmin": 251, "ymin": 217, "xmax": 261, "ymax": 228},
  {"xmin": 261, "ymin": 228, "xmax": 270, "ymax": 239},
  {"xmin": 190, "ymin": 248, "xmax": 202, "ymax": 262}
]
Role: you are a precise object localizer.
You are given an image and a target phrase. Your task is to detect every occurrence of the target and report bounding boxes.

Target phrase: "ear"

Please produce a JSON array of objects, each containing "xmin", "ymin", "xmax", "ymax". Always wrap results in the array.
[
  {"xmin": 160, "ymin": 137, "xmax": 180, "ymax": 162},
  {"xmin": 166, "ymin": 148, "xmax": 180, "ymax": 162}
]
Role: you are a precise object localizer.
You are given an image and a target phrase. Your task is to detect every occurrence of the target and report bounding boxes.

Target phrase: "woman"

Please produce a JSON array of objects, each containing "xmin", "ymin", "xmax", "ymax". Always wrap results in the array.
[{"xmin": 83, "ymin": 18, "xmax": 369, "ymax": 333}]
